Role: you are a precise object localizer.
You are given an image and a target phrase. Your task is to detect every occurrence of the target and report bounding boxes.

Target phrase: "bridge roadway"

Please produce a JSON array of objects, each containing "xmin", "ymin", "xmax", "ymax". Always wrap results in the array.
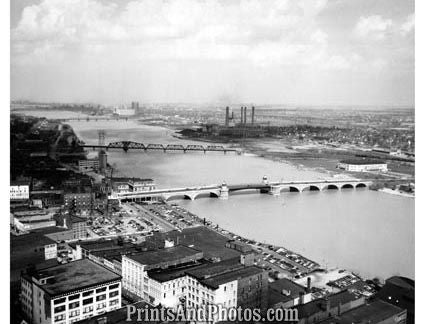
[
  {"xmin": 58, "ymin": 116, "xmax": 129, "ymax": 122},
  {"xmin": 109, "ymin": 178, "xmax": 375, "ymax": 202},
  {"xmin": 81, "ymin": 141, "xmax": 238, "ymax": 153}
]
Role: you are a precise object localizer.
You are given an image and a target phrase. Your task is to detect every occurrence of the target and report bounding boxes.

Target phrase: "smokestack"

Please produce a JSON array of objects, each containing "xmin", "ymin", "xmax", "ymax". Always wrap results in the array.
[
  {"xmin": 251, "ymin": 106, "xmax": 255, "ymax": 124},
  {"xmin": 231, "ymin": 111, "xmax": 234, "ymax": 120},
  {"xmin": 240, "ymin": 107, "xmax": 244, "ymax": 124},
  {"xmin": 244, "ymin": 107, "xmax": 247, "ymax": 124},
  {"xmin": 225, "ymin": 106, "xmax": 230, "ymax": 126},
  {"xmin": 307, "ymin": 277, "xmax": 311, "ymax": 292}
]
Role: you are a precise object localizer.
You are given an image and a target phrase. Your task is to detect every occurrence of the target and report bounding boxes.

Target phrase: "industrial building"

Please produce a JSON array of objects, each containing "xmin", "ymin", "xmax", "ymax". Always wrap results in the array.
[
  {"xmin": 20, "ymin": 259, "xmax": 122, "ymax": 324},
  {"xmin": 337, "ymin": 159, "xmax": 388, "ymax": 172}
]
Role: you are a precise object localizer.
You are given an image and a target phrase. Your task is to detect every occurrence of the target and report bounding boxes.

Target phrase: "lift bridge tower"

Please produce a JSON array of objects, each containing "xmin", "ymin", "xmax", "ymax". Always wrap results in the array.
[{"xmin": 98, "ymin": 130, "xmax": 107, "ymax": 174}]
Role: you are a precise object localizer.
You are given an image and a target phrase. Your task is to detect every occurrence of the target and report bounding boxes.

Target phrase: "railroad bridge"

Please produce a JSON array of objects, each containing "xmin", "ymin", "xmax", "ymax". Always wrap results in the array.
[
  {"xmin": 110, "ymin": 177, "xmax": 373, "ymax": 202},
  {"xmin": 81, "ymin": 141, "xmax": 237, "ymax": 153}
]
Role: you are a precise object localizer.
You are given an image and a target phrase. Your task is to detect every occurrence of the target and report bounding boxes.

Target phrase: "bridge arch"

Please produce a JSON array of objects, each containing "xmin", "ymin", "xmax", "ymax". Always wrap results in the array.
[
  {"xmin": 164, "ymin": 194, "xmax": 195, "ymax": 201},
  {"xmin": 288, "ymin": 186, "xmax": 301, "ymax": 192},
  {"xmin": 192, "ymin": 191, "xmax": 220, "ymax": 200},
  {"xmin": 323, "ymin": 184, "xmax": 339, "ymax": 190},
  {"xmin": 301, "ymin": 185, "xmax": 321, "ymax": 192},
  {"xmin": 355, "ymin": 183, "xmax": 367, "ymax": 188},
  {"xmin": 341, "ymin": 183, "xmax": 354, "ymax": 189}
]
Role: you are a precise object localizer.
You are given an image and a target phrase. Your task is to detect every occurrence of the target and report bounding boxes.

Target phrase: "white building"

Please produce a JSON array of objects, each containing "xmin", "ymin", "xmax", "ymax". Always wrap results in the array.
[
  {"xmin": 122, "ymin": 248, "xmax": 266, "ymax": 322},
  {"xmin": 21, "ymin": 259, "xmax": 122, "ymax": 324},
  {"xmin": 337, "ymin": 159, "xmax": 388, "ymax": 172},
  {"xmin": 10, "ymin": 181, "xmax": 30, "ymax": 200}
]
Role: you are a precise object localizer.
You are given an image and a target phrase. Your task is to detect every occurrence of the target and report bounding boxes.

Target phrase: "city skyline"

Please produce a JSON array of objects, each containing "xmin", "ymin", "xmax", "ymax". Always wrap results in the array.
[{"xmin": 11, "ymin": 0, "xmax": 414, "ymax": 106}]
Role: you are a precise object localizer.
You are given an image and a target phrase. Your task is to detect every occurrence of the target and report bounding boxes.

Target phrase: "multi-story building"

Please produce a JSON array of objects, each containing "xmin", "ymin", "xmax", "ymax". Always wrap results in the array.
[
  {"xmin": 20, "ymin": 259, "xmax": 122, "ymax": 324},
  {"xmin": 10, "ymin": 180, "xmax": 30, "ymax": 201},
  {"xmin": 337, "ymin": 159, "xmax": 388, "ymax": 172},
  {"xmin": 54, "ymin": 215, "xmax": 89, "ymax": 240},
  {"xmin": 78, "ymin": 159, "xmax": 100, "ymax": 172},
  {"xmin": 110, "ymin": 177, "xmax": 156, "ymax": 194},
  {"xmin": 122, "ymin": 245, "xmax": 204, "ymax": 302},
  {"xmin": 123, "ymin": 248, "xmax": 267, "ymax": 322},
  {"xmin": 63, "ymin": 191, "xmax": 94, "ymax": 216}
]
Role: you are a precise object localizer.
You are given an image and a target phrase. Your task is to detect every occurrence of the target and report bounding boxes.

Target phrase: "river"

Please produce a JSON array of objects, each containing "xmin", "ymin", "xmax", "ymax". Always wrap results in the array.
[{"xmin": 19, "ymin": 110, "xmax": 415, "ymax": 280}]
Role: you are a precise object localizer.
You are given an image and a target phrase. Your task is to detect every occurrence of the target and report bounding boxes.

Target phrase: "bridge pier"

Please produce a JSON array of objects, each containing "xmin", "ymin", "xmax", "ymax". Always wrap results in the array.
[
  {"xmin": 219, "ymin": 183, "xmax": 229, "ymax": 199},
  {"xmin": 269, "ymin": 185, "xmax": 282, "ymax": 196}
]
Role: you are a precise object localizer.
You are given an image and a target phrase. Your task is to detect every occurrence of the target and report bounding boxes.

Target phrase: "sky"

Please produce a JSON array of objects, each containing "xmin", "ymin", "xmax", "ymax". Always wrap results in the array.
[{"xmin": 10, "ymin": 0, "xmax": 415, "ymax": 106}]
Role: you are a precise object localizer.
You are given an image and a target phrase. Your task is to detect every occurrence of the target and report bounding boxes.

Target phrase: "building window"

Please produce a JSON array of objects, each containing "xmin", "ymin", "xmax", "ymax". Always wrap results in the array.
[
  {"xmin": 69, "ymin": 301, "xmax": 80, "ymax": 309},
  {"xmin": 109, "ymin": 283, "xmax": 119, "ymax": 290},
  {"xmin": 69, "ymin": 310, "xmax": 80, "ymax": 318},
  {"xmin": 54, "ymin": 298, "xmax": 66, "ymax": 305},
  {"xmin": 96, "ymin": 294, "xmax": 106, "ymax": 302},
  {"xmin": 109, "ymin": 299, "xmax": 119, "ymax": 306},
  {"xmin": 83, "ymin": 298, "xmax": 93, "ymax": 305},
  {"xmin": 54, "ymin": 314, "xmax": 65, "ymax": 321},
  {"xmin": 96, "ymin": 302, "xmax": 106, "ymax": 310},
  {"xmin": 68, "ymin": 294, "xmax": 80, "ymax": 301},
  {"xmin": 83, "ymin": 306, "xmax": 93, "ymax": 314},
  {"xmin": 54, "ymin": 305, "xmax": 66, "ymax": 313},
  {"xmin": 82, "ymin": 290, "xmax": 94, "ymax": 297},
  {"xmin": 109, "ymin": 291, "xmax": 119, "ymax": 298}
]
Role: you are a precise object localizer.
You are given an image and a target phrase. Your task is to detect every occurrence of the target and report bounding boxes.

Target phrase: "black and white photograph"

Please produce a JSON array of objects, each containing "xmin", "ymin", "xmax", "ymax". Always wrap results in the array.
[{"xmin": 6, "ymin": 0, "xmax": 417, "ymax": 323}]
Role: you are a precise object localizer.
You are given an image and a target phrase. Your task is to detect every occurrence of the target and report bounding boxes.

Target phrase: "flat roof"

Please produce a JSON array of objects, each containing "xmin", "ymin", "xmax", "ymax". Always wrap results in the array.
[
  {"xmin": 32, "ymin": 259, "xmax": 121, "ymax": 296},
  {"xmin": 269, "ymin": 278, "xmax": 306, "ymax": 300},
  {"xmin": 340, "ymin": 159, "xmax": 385, "ymax": 165},
  {"xmin": 295, "ymin": 290, "xmax": 362, "ymax": 318},
  {"xmin": 152, "ymin": 226, "xmax": 242, "ymax": 261},
  {"xmin": 147, "ymin": 261, "xmax": 208, "ymax": 283},
  {"xmin": 200, "ymin": 266, "xmax": 263, "ymax": 289},
  {"xmin": 319, "ymin": 300, "xmax": 405, "ymax": 324},
  {"xmin": 127, "ymin": 245, "xmax": 202, "ymax": 266},
  {"xmin": 185, "ymin": 258, "xmax": 241, "ymax": 280},
  {"xmin": 11, "ymin": 232, "xmax": 56, "ymax": 249}
]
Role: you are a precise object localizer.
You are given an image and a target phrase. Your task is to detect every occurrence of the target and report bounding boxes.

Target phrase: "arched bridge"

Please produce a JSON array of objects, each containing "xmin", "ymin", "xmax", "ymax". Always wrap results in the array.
[
  {"xmin": 81, "ymin": 141, "xmax": 238, "ymax": 153},
  {"xmin": 109, "ymin": 178, "xmax": 375, "ymax": 202}
]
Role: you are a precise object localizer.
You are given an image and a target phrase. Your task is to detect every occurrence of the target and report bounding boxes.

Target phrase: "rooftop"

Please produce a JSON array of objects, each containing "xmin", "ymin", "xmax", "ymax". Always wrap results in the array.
[
  {"xmin": 126, "ymin": 245, "xmax": 203, "ymax": 266},
  {"xmin": 185, "ymin": 257, "xmax": 242, "ymax": 280},
  {"xmin": 30, "ymin": 259, "xmax": 121, "ymax": 297},
  {"xmin": 268, "ymin": 278, "xmax": 307, "ymax": 304},
  {"xmin": 318, "ymin": 300, "xmax": 405, "ymax": 324},
  {"xmin": 295, "ymin": 290, "xmax": 363, "ymax": 319},
  {"xmin": 200, "ymin": 265, "xmax": 264, "ymax": 289},
  {"xmin": 340, "ymin": 159, "xmax": 386, "ymax": 165},
  {"xmin": 150, "ymin": 226, "xmax": 242, "ymax": 261}
]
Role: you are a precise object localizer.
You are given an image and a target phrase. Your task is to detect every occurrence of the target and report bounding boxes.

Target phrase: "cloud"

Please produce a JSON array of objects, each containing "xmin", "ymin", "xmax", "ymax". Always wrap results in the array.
[
  {"xmin": 400, "ymin": 14, "xmax": 414, "ymax": 35},
  {"xmin": 11, "ymin": 0, "xmax": 353, "ymax": 68},
  {"xmin": 354, "ymin": 15, "xmax": 393, "ymax": 40}
]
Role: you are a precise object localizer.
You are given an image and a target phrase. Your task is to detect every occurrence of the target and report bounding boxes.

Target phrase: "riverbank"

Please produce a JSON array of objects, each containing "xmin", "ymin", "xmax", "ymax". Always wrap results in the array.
[{"xmin": 379, "ymin": 188, "xmax": 415, "ymax": 198}]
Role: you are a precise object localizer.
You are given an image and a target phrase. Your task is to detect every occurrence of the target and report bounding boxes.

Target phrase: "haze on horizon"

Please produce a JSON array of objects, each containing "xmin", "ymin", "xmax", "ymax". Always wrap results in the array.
[{"xmin": 11, "ymin": 0, "xmax": 414, "ymax": 107}]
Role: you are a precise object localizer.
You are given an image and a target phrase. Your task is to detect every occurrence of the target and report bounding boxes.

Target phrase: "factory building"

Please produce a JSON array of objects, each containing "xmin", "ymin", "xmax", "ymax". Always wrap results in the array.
[
  {"xmin": 20, "ymin": 259, "xmax": 122, "ymax": 324},
  {"xmin": 337, "ymin": 159, "xmax": 388, "ymax": 172}
]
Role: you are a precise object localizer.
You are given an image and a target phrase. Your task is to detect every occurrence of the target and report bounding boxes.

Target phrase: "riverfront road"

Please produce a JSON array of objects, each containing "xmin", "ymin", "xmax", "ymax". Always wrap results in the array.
[{"xmin": 108, "ymin": 177, "xmax": 404, "ymax": 202}]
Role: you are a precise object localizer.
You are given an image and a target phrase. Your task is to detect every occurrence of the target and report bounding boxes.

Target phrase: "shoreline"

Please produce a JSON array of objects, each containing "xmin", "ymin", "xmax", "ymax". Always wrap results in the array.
[{"xmin": 379, "ymin": 188, "xmax": 415, "ymax": 198}]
